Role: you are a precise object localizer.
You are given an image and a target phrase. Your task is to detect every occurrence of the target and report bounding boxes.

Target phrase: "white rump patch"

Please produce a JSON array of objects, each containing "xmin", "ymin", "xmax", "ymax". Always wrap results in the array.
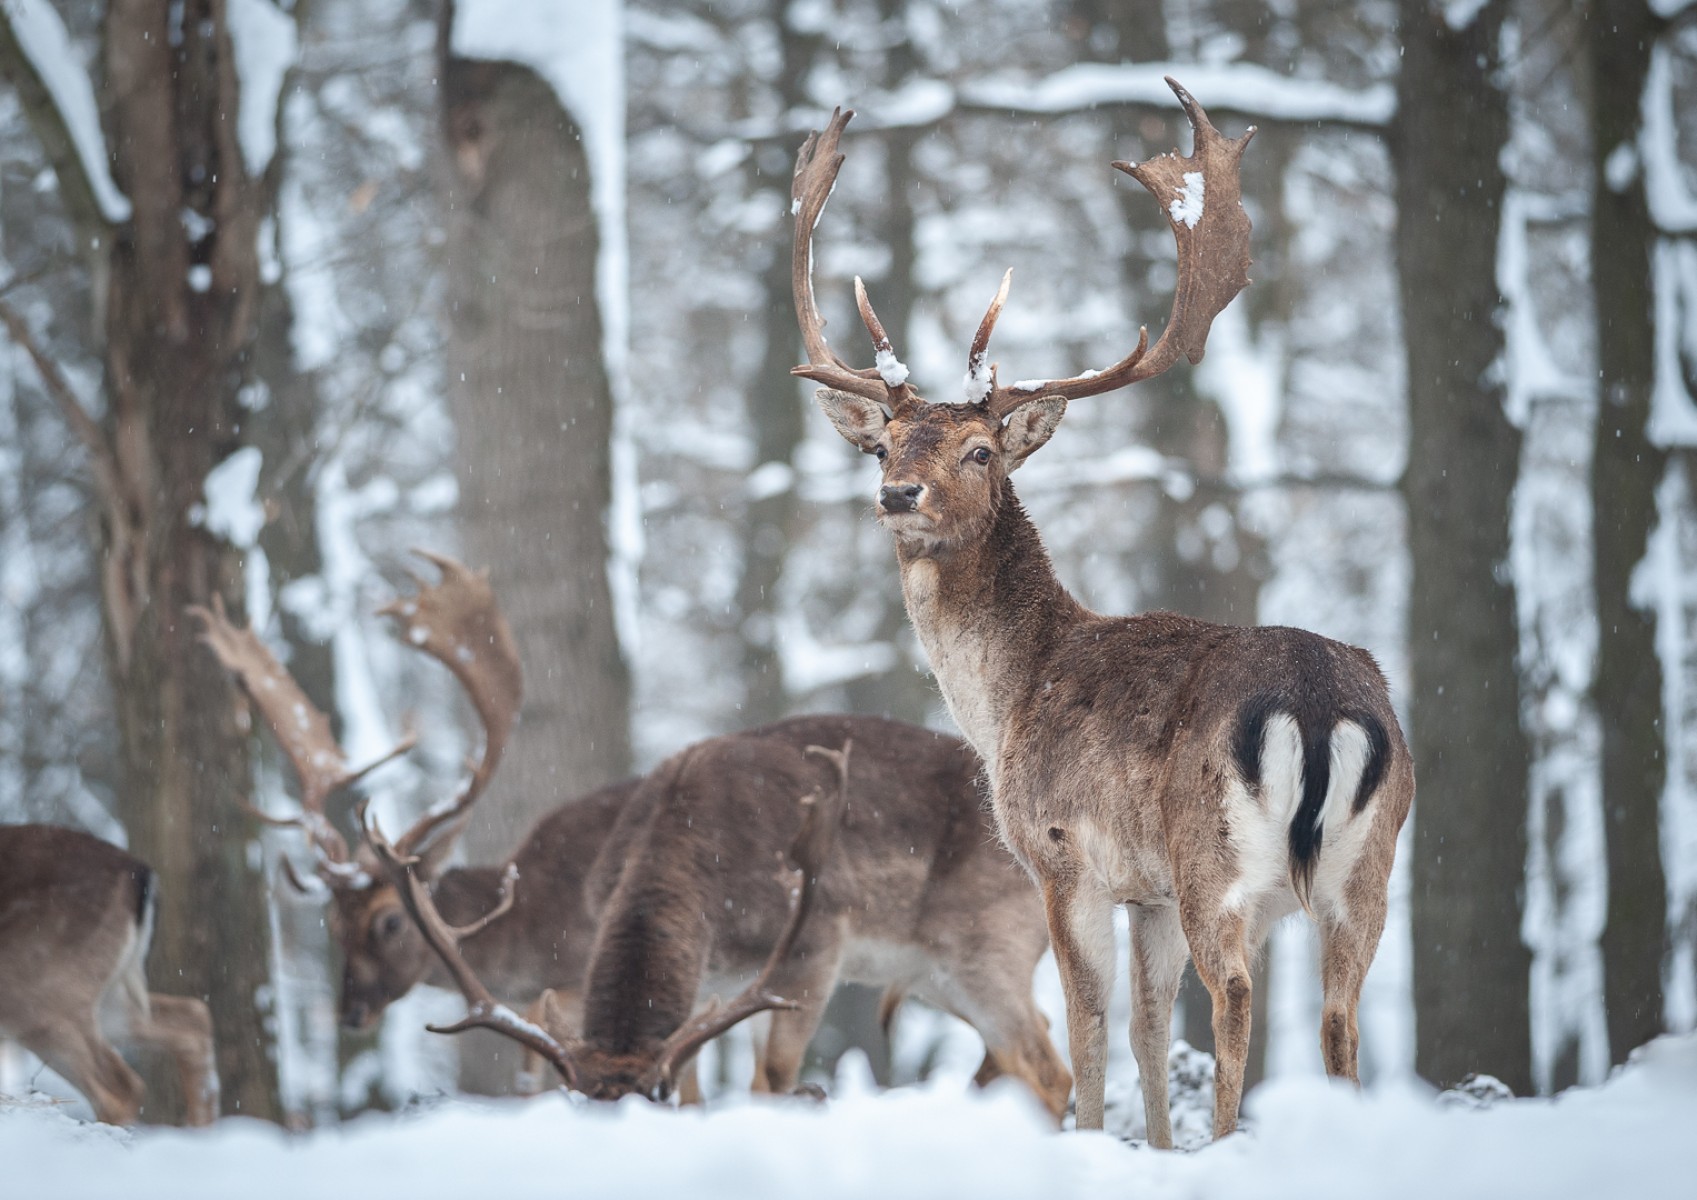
[{"xmin": 1220, "ymin": 713, "xmax": 1302, "ymax": 913}]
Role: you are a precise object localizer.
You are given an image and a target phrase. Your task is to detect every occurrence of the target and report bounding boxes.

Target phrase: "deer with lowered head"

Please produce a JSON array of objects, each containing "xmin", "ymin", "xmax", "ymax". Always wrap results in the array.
[
  {"xmin": 0, "ymin": 824, "xmax": 219, "ymax": 1126},
  {"xmin": 198, "ymin": 555, "xmax": 1069, "ymax": 1112},
  {"xmin": 795, "ymin": 82, "xmax": 1414, "ymax": 1143}
]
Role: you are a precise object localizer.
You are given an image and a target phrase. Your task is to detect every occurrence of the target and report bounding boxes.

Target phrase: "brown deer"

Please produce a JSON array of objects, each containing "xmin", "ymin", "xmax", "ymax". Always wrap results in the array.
[
  {"xmin": 366, "ymin": 717, "xmax": 1070, "ymax": 1112},
  {"xmin": 794, "ymin": 82, "xmax": 1414, "ymax": 1144},
  {"xmin": 0, "ymin": 824, "xmax": 219, "ymax": 1126},
  {"xmin": 197, "ymin": 557, "xmax": 1068, "ymax": 1113},
  {"xmin": 190, "ymin": 556, "xmax": 633, "ymax": 1060},
  {"xmin": 359, "ymin": 738, "xmax": 843, "ymax": 1103}
]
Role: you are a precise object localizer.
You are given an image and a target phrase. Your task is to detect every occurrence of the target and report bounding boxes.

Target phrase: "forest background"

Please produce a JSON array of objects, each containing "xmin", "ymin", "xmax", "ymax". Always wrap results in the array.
[{"xmin": 0, "ymin": 0, "xmax": 1693, "ymax": 1128}]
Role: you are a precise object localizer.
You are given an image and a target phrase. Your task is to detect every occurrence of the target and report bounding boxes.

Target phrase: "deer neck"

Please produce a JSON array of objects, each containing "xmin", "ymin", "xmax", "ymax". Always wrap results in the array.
[{"xmin": 895, "ymin": 483, "xmax": 1086, "ymax": 769}]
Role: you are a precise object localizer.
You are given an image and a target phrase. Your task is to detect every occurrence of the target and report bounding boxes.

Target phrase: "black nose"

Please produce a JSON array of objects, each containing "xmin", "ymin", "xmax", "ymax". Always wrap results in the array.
[{"xmin": 879, "ymin": 483, "xmax": 923, "ymax": 513}]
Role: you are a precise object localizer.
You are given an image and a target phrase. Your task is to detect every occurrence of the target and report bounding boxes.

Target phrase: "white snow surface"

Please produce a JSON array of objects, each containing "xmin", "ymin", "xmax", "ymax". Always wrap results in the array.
[
  {"xmin": 3, "ymin": 0, "xmax": 132, "ymax": 222},
  {"xmin": 4, "ymin": 1034, "xmax": 1695, "ymax": 1199},
  {"xmin": 226, "ymin": 0, "xmax": 298, "ymax": 178}
]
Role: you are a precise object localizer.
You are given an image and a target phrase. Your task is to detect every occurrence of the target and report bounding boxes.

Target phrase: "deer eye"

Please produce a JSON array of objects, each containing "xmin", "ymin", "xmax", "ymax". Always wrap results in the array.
[
  {"xmin": 970, "ymin": 446, "xmax": 992, "ymax": 465},
  {"xmin": 873, "ymin": 445, "xmax": 888, "ymax": 461},
  {"xmin": 376, "ymin": 911, "xmax": 406, "ymax": 940}
]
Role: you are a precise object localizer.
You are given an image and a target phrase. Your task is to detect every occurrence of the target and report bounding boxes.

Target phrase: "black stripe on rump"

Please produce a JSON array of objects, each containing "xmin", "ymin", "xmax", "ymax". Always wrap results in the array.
[{"xmin": 1350, "ymin": 712, "xmax": 1392, "ymax": 814}]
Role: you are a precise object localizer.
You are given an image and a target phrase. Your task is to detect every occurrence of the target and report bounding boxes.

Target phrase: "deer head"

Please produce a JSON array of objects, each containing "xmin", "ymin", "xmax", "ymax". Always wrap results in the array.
[
  {"xmin": 796, "ymin": 80, "xmax": 1254, "ymax": 557},
  {"xmin": 191, "ymin": 551, "xmax": 523, "ymax": 1030},
  {"xmin": 360, "ymin": 740, "xmax": 850, "ymax": 1102}
]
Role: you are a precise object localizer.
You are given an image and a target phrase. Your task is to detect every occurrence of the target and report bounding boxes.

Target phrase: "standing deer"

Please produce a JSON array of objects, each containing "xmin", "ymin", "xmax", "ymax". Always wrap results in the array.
[
  {"xmin": 0, "ymin": 825, "xmax": 219, "ymax": 1126},
  {"xmin": 196, "ymin": 556, "xmax": 1067, "ymax": 1113},
  {"xmin": 794, "ymin": 82, "xmax": 1414, "ymax": 1144}
]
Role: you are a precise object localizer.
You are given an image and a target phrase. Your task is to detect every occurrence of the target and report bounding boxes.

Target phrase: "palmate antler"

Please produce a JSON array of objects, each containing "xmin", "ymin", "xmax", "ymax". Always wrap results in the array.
[
  {"xmin": 192, "ymin": 550, "xmax": 523, "ymax": 890},
  {"xmin": 363, "ymin": 740, "xmax": 852, "ymax": 1100},
  {"xmin": 791, "ymin": 78, "xmax": 1255, "ymax": 415},
  {"xmin": 191, "ymin": 594, "xmax": 415, "ymax": 887},
  {"xmin": 375, "ymin": 550, "xmax": 523, "ymax": 864}
]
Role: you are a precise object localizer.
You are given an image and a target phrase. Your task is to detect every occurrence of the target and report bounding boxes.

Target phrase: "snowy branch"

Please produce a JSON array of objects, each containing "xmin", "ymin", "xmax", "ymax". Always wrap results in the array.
[
  {"xmin": 960, "ymin": 62, "xmax": 1395, "ymax": 130},
  {"xmin": 0, "ymin": 0, "xmax": 132, "ymax": 227},
  {"xmin": 725, "ymin": 62, "xmax": 1393, "ymax": 145}
]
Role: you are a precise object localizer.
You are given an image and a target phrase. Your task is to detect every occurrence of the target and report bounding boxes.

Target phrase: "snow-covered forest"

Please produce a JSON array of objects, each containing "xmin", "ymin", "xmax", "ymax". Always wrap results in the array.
[{"xmin": 2, "ymin": 0, "xmax": 1696, "ymax": 1191}]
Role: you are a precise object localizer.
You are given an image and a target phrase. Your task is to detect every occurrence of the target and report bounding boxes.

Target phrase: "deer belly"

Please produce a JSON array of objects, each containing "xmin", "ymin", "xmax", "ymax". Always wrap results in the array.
[{"xmin": 837, "ymin": 938, "xmax": 933, "ymax": 989}]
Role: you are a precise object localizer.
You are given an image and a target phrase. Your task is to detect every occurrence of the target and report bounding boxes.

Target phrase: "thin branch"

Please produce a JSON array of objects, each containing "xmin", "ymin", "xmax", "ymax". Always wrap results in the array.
[{"xmin": 0, "ymin": 298, "xmax": 119, "ymax": 503}]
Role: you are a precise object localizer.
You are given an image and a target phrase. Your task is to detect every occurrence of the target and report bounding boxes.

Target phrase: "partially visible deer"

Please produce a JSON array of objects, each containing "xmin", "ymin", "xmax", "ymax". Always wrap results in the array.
[
  {"xmin": 0, "ymin": 824, "xmax": 219, "ymax": 1126},
  {"xmin": 360, "ymin": 737, "xmax": 844, "ymax": 1103},
  {"xmin": 795, "ymin": 82, "xmax": 1414, "ymax": 1144},
  {"xmin": 549, "ymin": 714, "xmax": 1068, "ymax": 1109}
]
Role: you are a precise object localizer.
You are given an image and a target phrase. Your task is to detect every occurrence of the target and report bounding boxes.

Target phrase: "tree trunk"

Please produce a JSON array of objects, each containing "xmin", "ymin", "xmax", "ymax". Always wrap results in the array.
[
  {"xmin": 99, "ymin": 0, "xmax": 279, "ymax": 1121},
  {"xmin": 1394, "ymin": 0, "xmax": 1533, "ymax": 1094},
  {"xmin": 733, "ymin": 2, "xmax": 818, "ymax": 728},
  {"xmin": 439, "ymin": 30, "xmax": 632, "ymax": 1095},
  {"xmin": 439, "ymin": 56, "xmax": 633, "ymax": 855},
  {"xmin": 1586, "ymin": 0, "xmax": 1668, "ymax": 1067}
]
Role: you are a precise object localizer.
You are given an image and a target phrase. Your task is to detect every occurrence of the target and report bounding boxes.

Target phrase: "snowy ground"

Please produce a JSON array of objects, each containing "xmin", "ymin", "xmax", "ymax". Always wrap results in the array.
[{"xmin": 3, "ymin": 1035, "xmax": 1693, "ymax": 1200}]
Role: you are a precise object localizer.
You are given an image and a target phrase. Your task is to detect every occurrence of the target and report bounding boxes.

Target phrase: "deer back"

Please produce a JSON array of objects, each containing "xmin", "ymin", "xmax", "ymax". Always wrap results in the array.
[{"xmin": 579, "ymin": 714, "xmax": 1007, "ymax": 1056}]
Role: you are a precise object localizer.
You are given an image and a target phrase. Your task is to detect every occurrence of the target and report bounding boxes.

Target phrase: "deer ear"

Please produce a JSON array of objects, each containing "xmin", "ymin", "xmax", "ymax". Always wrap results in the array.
[
  {"xmin": 817, "ymin": 389, "xmax": 889, "ymax": 452},
  {"xmin": 1000, "ymin": 395, "xmax": 1066, "ymax": 469}
]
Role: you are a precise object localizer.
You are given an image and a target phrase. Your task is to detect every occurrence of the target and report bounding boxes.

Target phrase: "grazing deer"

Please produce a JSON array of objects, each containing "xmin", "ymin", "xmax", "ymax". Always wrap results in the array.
[
  {"xmin": 368, "ymin": 717, "xmax": 1069, "ymax": 1113},
  {"xmin": 0, "ymin": 824, "xmax": 219, "ymax": 1126},
  {"xmin": 190, "ymin": 555, "xmax": 633, "ymax": 1055},
  {"xmin": 794, "ymin": 82, "xmax": 1414, "ymax": 1144},
  {"xmin": 196, "ymin": 557, "xmax": 1067, "ymax": 1113}
]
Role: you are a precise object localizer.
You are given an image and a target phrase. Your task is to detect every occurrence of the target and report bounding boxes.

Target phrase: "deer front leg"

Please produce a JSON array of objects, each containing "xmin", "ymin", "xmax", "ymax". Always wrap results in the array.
[
  {"xmin": 1127, "ymin": 903, "xmax": 1188, "ymax": 1148},
  {"xmin": 1042, "ymin": 875, "xmax": 1115, "ymax": 1130}
]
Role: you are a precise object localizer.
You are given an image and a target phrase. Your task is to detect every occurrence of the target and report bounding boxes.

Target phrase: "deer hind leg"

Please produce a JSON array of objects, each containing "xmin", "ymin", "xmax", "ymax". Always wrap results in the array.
[
  {"xmin": 130, "ymin": 995, "xmax": 220, "ymax": 1126},
  {"xmin": 1042, "ymin": 875, "xmax": 1116, "ymax": 1130},
  {"xmin": 22, "ymin": 1015, "xmax": 144, "ymax": 1126},
  {"xmin": 1180, "ymin": 905, "xmax": 1253, "ymax": 1139},
  {"xmin": 1127, "ymin": 903, "xmax": 1189, "ymax": 1149},
  {"xmin": 1317, "ymin": 889, "xmax": 1389, "ymax": 1085}
]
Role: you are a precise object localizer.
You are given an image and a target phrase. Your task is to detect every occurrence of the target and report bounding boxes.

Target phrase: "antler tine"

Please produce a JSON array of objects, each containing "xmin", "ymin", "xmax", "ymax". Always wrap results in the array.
[
  {"xmin": 360, "ymin": 806, "xmax": 582, "ymax": 1091},
  {"xmin": 190, "ymin": 597, "xmax": 411, "ymax": 871},
  {"xmin": 790, "ymin": 108, "xmax": 900, "ymax": 406},
  {"xmin": 986, "ymin": 77, "xmax": 1254, "ymax": 417},
  {"xmin": 653, "ymin": 739, "xmax": 852, "ymax": 1087},
  {"xmin": 964, "ymin": 269, "xmax": 1012, "ymax": 405},
  {"xmin": 377, "ymin": 551, "xmax": 523, "ymax": 860}
]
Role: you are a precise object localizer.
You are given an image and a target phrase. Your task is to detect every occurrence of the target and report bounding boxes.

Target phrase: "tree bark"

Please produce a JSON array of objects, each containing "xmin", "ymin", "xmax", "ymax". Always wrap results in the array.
[
  {"xmin": 98, "ymin": 0, "xmax": 279, "ymax": 1121},
  {"xmin": 1586, "ymin": 0, "xmax": 1668, "ymax": 1067},
  {"xmin": 439, "ymin": 55, "xmax": 633, "ymax": 856},
  {"xmin": 1394, "ymin": 0, "xmax": 1533, "ymax": 1094}
]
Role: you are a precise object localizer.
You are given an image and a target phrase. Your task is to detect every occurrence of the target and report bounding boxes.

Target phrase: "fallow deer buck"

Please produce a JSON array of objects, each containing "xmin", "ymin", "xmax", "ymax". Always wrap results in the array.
[
  {"xmin": 0, "ymin": 824, "xmax": 219, "ymax": 1126},
  {"xmin": 190, "ymin": 555, "xmax": 636, "ymax": 1065},
  {"xmin": 795, "ymin": 82, "xmax": 1414, "ymax": 1144}
]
